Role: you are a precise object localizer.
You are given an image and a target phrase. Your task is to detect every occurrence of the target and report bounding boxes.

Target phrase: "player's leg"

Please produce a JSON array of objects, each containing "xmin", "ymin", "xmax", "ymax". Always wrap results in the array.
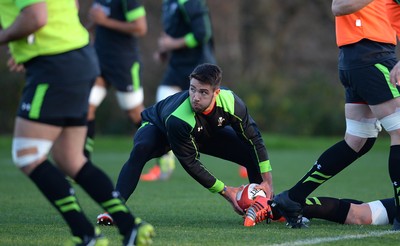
[
  {"xmin": 302, "ymin": 197, "xmax": 359, "ymax": 224},
  {"xmin": 276, "ymin": 111, "xmax": 376, "ymax": 227},
  {"xmin": 140, "ymin": 84, "xmax": 181, "ymax": 181},
  {"xmin": 274, "ymin": 64, "xmax": 385, "ymax": 228},
  {"xmin": 288, "ymin": 103, "xmax": 377, "ymax": 203},
  {"xmin": 11, "ymin": 49, "xmax": 110, "ymax": 243},
  {"xmin": 12, "ymin": 117, "xmax": 104, "ymax": 243},
  {"xmin": 116, "ymin": 61, "xmax": 145, "ymax": 129},
  {"xmin": 370, "ymin": 97, "xmax": 400, "ymax": 230},
  {"xmin": 52, "ymin": 125, "xmax": 154, "ymax": 244},
  {"xmin": 86, "ymin": 76, "xmax": 107, "ymax": 158},
  {"xmin": 117, "ymin": 123, "xmax": 170, "ymax": 200},
  {"xmin": 340, "ymin": 199, "xmax": 389, "ymax": 225}
]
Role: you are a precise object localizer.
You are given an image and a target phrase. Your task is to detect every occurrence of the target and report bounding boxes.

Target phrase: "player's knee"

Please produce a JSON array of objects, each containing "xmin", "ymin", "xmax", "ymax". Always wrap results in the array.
[
  {"xmin": 367, "ymin": 200, "xmax": 389, "ymax": 225},
  {"xmin": 89, "ymin": 85, "xmax": 107, "ymax": 107},
  {"xmin": 156, "ymin": 85, "xmax": 181, "ymax": 102},
  {"xmin": 380, "ymin": 110, "xmax": 400, "ymax": 132},
  {"xmin": 346, "ymin": 118, "xmax": 381, "ymax": 138},
  {"xmin": 116, "ymin": 88, "xmax": 143, "ymax": 110},
  {"xmin": 12, "ymin": 137, "xmax": 53, "ymax": 167}
]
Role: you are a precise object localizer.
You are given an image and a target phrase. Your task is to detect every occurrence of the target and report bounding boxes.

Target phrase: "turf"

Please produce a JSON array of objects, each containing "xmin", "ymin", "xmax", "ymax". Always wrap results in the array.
[{"xmin": 0, "ymin": 134, "xmax": 398, "ymax": 245}]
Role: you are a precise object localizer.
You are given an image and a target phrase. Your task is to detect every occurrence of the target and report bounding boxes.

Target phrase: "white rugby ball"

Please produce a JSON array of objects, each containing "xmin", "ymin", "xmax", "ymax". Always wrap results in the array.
[{"xmin": 236, "ymin": 183, "xmax": 266, "ymax": 210}]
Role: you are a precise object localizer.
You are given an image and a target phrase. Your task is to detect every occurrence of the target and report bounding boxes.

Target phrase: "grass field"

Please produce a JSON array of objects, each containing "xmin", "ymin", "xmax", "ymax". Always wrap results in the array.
[{"xmin": 1, "ymin": 134, "xmax": 399, "ymax": 245}]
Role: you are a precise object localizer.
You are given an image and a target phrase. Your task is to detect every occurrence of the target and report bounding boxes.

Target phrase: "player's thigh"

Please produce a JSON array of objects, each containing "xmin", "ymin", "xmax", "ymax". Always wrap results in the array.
[
  {"xmin": 345, "ymin": 203, "xmax": 372, "ymax": 225},
  {"xmin": 101, "ymin": 59, "xmax": 142, "ymax": 92},
  {"xmin": 51, "ymin": 125, "xmax": 87, "ymax": 176},
  {"xmin": 370, "ymin": 97, "xmax": 400, "ymax": 119},
  {"xmin": 345, "ymin": 103, "xmax": 374, "ymax": 120},
  {"xmin": 132, "ymin": 123, "xmax": 169, "ymax": 159},
  {"xmin": 340, "ymin": 59, "xmax": 398, "ymax": 107},
  {"xmin": 14, "ymin": 117, "xmax": 62, "ymax": 139}
]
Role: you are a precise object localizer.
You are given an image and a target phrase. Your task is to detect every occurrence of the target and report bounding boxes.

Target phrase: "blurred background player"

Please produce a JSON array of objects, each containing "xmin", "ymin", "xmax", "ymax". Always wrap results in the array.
[
  {"xmin": 140, "ymin": 0, "xmax": 217, "ymax": 181},
  {"xmin": 84, "ymin": 0, "xmax": 148, "ymax": 158},
  {"xmin": 0, "ymin": 0, "xmax": 154, "ymax": 245},
  {"xmin": 273, "ymin": 0, "xmax": 400, "ymax": 230}
]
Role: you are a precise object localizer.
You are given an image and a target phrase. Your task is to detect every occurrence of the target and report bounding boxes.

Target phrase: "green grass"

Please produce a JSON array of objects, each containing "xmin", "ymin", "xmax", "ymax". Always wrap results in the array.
[{"xmin": 0, "ymin": 134, "xmax": 398, "ymax": 245}]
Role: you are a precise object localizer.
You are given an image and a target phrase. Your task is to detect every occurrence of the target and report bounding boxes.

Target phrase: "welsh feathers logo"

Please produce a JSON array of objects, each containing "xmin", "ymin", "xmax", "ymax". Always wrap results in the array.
[{"xmin": 217, "ymin": 117, "xmax": 225, "ymax": 126}]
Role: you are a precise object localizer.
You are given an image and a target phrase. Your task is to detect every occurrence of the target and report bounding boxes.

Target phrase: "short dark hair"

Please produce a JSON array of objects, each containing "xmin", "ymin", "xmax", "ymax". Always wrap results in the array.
[{"xmin": 189, "ymin": 63, "xmax": 222, "ymax": 89}]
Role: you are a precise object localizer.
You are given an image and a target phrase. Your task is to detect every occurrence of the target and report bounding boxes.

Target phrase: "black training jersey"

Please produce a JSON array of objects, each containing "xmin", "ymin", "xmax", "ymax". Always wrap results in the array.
[
  {"xmin": 94, "ymin": 0, "xmax": 145, "ymax": 60},
  {"xmin": 162, "ymin": 0, "xmax": 215, "ymax": 65},
  {"xmin": 141, "ymin": 89, "xmax": 268, "ymax": 189}
]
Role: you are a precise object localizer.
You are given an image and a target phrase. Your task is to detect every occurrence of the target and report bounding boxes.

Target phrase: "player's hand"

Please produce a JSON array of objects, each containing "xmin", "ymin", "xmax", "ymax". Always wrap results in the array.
[
  {"xmin": 7, "ymin": 57, "xmax": 24, "ymax": 73},
  {"xmin": 153, "ymin": 51, "xmax": 169, "ymax": 63},
  {"xmin": 255, "ymin": 181, "xmax": 274, "ymax": 199},
  {"xmin": 390, "ymin": 60, "xmax": 400, "ymax": 87},
  {"xmin": 221, "ymin": 185, "xmax": 245, "ymax": 215},
  {"xmin": 89, "ymin": 3, "xmax": 108, "ymax": 25}
]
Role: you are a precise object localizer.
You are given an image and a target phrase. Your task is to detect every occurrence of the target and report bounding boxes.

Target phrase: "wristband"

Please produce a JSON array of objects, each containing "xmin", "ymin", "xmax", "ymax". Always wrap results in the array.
[{"xmin": 219, "ymin": 186, "xmax": 227, "ymax": 195}]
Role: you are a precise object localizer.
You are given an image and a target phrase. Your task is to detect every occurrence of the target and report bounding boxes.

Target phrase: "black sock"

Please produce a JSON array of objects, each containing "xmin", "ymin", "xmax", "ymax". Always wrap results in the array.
[
  {"xmin": 303, "ymin": 197, "xmax": 351, "ymax": 224},
  {"xmin": 74, "ymin": 161, "xmax": 135, "ymax": 235},
  {"xmin": 289, "ymin": 140, "xmax": 359, "ymax": 203},
  {"xmin": 29, "ymin": 160, "xmax": 94, "ymax": 238},
  {"xmin": 389, "ymin": 145, "xmax": 400, "ymax": 221},
  {"xmin": 84, "ymin": 120, "xmax": 96, "ymax": 159}
]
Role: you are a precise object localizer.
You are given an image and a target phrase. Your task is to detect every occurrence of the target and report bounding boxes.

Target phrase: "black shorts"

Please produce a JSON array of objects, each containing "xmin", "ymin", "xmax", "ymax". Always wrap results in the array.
[
  {"xmin": 339, "ymin": 59, "xmax": 400, "ymax": 105},
  {"xmin": 99, "ymin": 56, "xmax": 142, "ymax": 92},
  {"xmin": 160, "ymin": 64, "xmax": 195, "ymax": 90},
  {"xmin": 18, "ymin": 45, "xmax": 100, "ymax": 126}
]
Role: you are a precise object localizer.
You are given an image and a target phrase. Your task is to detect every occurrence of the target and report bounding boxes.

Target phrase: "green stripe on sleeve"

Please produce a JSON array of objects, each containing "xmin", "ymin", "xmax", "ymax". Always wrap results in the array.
[
  {"xmin": 29, "ymin": 83, "xmax": 49, "ymax": 119},
  {"xmin": 184, "ymin": 33, "xmax": 198, "ymax": 48},
  {"xmin": 209, "ymin": 179, "xmax": 225, "ymax": 193},
  {"xmin": 259, "ymin": 160, "xmax": 272, "ymax": 173},
  {"xmin": 126, "ymin": 6, "xmax": 146, "ymax": 22}
]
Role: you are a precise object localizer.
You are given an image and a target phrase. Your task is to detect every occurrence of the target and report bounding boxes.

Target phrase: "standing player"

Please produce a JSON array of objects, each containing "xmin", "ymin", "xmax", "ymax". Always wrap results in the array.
[
  {"xmin": 272, "ymin": 0, "xmax": 400, "ymax": 230},
  {"xmin": 0, "ymin": 0, "xmax": 154, "ymax": 245},
  {"xmin": 84, "ymin": 0, "xmax": 147, "ymax": 158},
  {"xmin": 141, "ymin": 0, "xmax": 217, "ymax": 181}
]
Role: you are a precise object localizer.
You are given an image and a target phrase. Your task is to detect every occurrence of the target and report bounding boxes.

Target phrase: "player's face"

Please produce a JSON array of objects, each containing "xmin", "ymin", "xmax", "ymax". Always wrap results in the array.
[{"xmin": 189, "ymin": 78, "xmax": 219, "ymax": 113}]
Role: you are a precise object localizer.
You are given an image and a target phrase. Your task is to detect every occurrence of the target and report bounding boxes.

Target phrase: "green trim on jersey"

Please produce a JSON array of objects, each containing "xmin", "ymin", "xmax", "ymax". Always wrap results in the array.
[
  {"xmin": 1, "ymin": 0, "xmax": 89, "ymax": 63},
  {"xmin": 29, "ymin": 83, "xmax": 48, "ymax": 119},
  {"xmin": 215, "ymin": 90, "xmax": 235, "ymax": 115},
  {"xmin": 209, "ymin": 179, "xmax": 225, "ymax": 193},
  {"xmin": 16, "ymin": 0, "xmax": 43, "ymax": 9},
  {"xmin": 170, "ymin": 98, "xmax": 196, "ymax": 128},
  {"xmin": 375, "ymin": 63, "xmax": 400, "ymax": 98},
  {"xmin": 184, "ymin": 32, "xmax": 198, "ymax": 48},
  {"xmin": 178, "ymin": 0, "xmax": 188, "ymax": 5},
  {"xmin": 259, "ymin": 160, "xmax": 272, "ymax": 173},
  {"xmin": 131, "ymin": 62, "xmax": 140, "ymax": 90},
  {"xmin": 177, "ymin": 0, "xmax": 212, "ymax": 47},
  {"xmin": 126, "ymin": 5, "xmax": 146, "ymax": 22}
]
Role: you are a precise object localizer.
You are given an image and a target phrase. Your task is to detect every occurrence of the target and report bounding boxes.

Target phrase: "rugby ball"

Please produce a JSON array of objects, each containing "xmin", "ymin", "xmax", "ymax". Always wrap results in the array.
[{"xmin": 236, "ymin": 183, "xmax": 266, "ymax": 210}]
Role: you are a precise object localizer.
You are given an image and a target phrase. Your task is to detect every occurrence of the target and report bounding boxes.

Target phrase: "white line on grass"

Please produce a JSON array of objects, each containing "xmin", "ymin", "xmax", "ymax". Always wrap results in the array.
[{"xmin": 268, "ymin": 230, "xmax": 398, "ymax": 246}]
